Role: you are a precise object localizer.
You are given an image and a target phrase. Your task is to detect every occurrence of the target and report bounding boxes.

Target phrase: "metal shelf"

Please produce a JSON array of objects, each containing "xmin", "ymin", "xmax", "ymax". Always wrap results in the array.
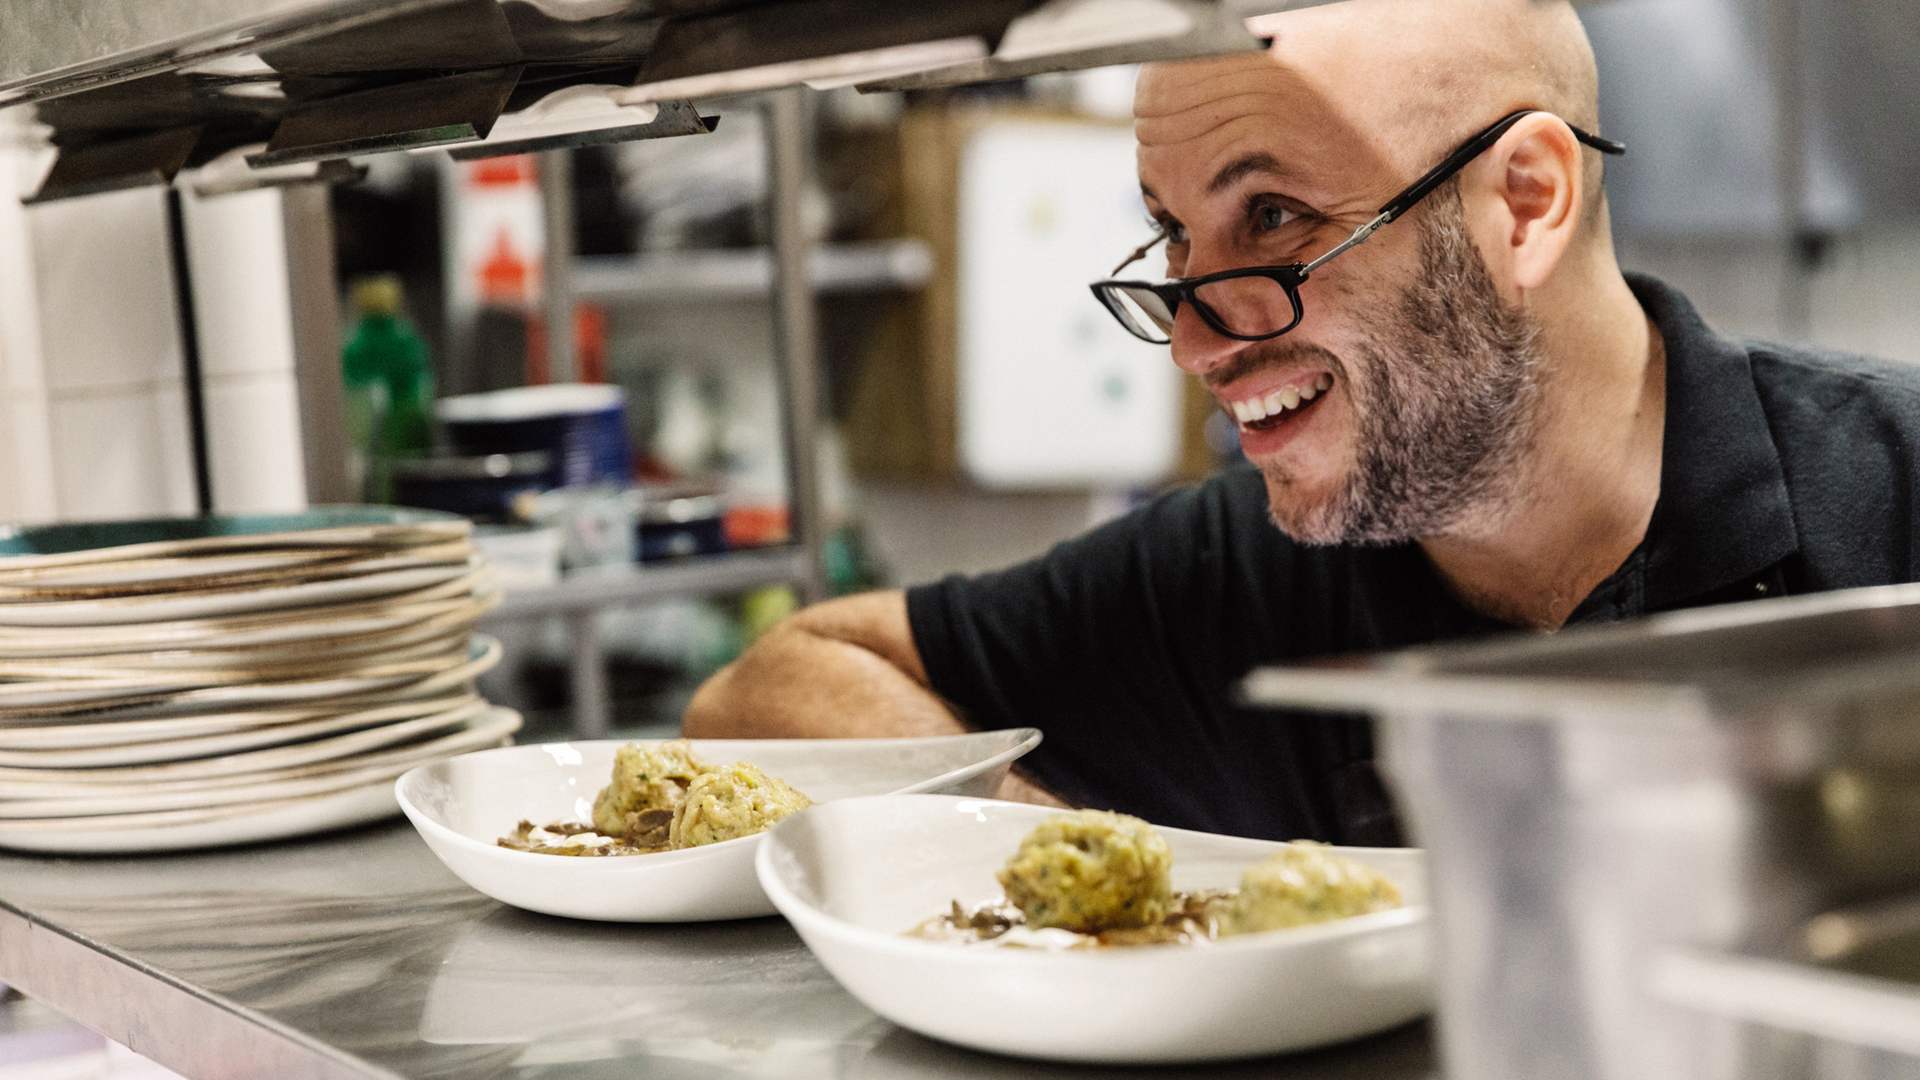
[
  {"xmin": 482, "ymin": 547, "xmax": 808, "ymax": 621},
  {"xmin": 571, "ymin": 238, "xmax": 933, "ymax": 302}
]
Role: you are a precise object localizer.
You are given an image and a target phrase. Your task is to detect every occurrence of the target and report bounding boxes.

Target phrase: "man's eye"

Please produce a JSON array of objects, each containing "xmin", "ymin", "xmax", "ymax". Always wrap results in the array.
[
  {"xmin": 1164, "ymin": 221, "xmax": 1188, "ymax": 245},
  {"xmin": 1255, "ymin": 204, "xmax": 1297, "ymax": 232}
]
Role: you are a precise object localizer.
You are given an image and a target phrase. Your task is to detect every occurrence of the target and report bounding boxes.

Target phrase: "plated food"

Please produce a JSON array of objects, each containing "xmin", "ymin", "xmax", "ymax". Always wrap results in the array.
[
  {"xmin": 395, "ymin": 731, "xmax": 1042, "ymax": 921},
  {"xmin": 498, "ymin": 739, "xmax": 812, "ymax": 856},
  {"xmin": 909, "ymin": 809, "xmax": 1402, "ymax": 948},
  {"xmin": 756, "ymin": 795, "xmax": 1431, "ymax": 1063}
]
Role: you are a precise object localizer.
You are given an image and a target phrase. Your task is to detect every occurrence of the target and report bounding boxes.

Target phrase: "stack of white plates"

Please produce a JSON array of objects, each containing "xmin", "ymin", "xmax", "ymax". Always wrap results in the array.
[{"xmin": 0, "ymin": 508, "xmax": 521, "ymax": 854}]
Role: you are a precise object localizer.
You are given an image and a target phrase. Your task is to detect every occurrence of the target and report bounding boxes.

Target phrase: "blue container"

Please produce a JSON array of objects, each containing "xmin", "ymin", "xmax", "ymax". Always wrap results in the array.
[
  {"xmin": 391, "ymin": 451, "xmax": 552, "ymax": 523},
  {"xmin": 436, "ymin": 385, "xmax": 629, "ymax": 490}
]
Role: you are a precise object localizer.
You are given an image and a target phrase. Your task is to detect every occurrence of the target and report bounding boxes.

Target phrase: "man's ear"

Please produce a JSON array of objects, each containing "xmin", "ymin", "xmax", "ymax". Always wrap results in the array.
[{"xmin": 1471, "ymin": 113, "xmax": 1583, "ymax": 294}]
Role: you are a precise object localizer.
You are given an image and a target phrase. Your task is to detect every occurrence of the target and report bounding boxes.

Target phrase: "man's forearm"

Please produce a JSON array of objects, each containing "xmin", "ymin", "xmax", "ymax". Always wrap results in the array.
[
  {"xmin": 681, "ymin": 615, "xmax": 965, "ymax": 740},
  {"xmin": 680, "ymin": 591, "xmax": 1069, "ymax": 807}
]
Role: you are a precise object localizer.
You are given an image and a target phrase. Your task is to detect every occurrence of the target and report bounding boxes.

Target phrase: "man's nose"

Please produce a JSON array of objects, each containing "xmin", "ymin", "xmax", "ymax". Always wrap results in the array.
[{"xmin": 1169, "ymin": 303, "xmax": 1247, "ymax": 378}]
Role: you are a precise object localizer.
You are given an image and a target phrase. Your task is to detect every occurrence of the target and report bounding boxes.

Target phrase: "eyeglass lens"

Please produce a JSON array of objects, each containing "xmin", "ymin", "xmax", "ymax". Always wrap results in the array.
[
  {"xmin": 1191, "ymin": 276, "xmax": 1296, "ymax": 338},
  {"xmin": 1106, "ymin": 285, "xmax": 1178, "ymax": 342}
]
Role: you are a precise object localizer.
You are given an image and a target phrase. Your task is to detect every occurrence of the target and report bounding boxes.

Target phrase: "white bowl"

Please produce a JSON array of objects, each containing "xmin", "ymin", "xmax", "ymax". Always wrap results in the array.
[
  {"xmin": 396, "ymin": 731, "xmax": 1041, "ymax": 922},
  {"xmin": 756, "ymin": 795, "xmax": 1433, "ymax": 1064}
]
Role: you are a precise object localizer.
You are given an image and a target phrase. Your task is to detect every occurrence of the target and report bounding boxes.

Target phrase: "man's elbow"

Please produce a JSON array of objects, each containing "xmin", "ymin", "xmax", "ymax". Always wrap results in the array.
[
  {"xmin": 680, "ymin": 617, "xmax": 814, "ymax": 739},
  {"xmin": 679, "ymin": 660, "xmax": 742, "ymax": 738}
]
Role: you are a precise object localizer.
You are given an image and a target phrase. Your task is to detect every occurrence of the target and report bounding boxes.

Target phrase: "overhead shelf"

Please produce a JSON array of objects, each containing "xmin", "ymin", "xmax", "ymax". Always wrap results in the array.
[
  {"xmin": 570, "ymin": 238, "xmax": 934, "ymax": 302},
  {"xmin": 0, "ymin": 0, "xmax": 1274, "ymax": 202}
]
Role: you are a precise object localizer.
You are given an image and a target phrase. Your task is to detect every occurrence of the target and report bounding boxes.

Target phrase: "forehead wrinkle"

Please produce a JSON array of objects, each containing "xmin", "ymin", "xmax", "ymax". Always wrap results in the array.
[
  {"xmin": 1134, "ymin": 90, "xmax": 1307, "ymax": 148},
  {"xmin": 1134, "ymin": 54, "xmax": 1308, "ymax": 118}
]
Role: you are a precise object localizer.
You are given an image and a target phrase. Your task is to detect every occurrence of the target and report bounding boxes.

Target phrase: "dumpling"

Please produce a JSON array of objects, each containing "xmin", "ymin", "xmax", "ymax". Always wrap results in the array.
[
  {"xmin": 590, "ymin": 738, "xmax": 712, "ymax": 837},
  {"xmin": 996, "ymin": 810, "xmax": 1173, "ymax": 933},
  {"xmin": 668, "ymin": 762, "xmax": 812, "ymax": 848},
  {"xmin": 1212, "ymin": 842, "xmax": 1402, "ymax": 936}
]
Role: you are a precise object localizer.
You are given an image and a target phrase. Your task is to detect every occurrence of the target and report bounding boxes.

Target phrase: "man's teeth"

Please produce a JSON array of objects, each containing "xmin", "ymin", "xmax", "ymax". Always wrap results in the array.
[{"xmin": 1231, "ymin": 375, "xmax": 1333, "ymax": 424}]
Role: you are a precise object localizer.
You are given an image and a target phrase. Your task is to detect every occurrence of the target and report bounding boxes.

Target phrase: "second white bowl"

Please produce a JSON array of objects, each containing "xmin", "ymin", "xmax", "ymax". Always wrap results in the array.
[{"xmin": 757, "ymin": 794, "xmax": 1432, "ymax": 1064}]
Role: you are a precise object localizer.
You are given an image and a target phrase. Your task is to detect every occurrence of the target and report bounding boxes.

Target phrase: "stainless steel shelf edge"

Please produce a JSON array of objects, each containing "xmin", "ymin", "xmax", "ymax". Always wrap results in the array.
[
  {"xmin": 1651, "ymin": 947, "xmax": 1920, "ymax": 1058},
  {"xmin": 571, "ymin": 239, "xmax": 934, "ymax": 302},
  {"xmin": 0, "ymin": 899, "xmax": 397, "ymax": 1080},
  {"xmin": 482, "ymin": 547, "xmax": 809, "ymax": 620}
]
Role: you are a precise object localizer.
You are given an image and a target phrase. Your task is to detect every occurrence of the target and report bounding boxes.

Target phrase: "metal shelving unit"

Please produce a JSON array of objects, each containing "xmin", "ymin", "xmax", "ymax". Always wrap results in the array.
[
  {"xmin": 488, "ymin": 87, "xmax": 889, "ymax": 738},
  {"xmin": 572, "ymin": 238, "xmax": 934, "ymax": 302}
]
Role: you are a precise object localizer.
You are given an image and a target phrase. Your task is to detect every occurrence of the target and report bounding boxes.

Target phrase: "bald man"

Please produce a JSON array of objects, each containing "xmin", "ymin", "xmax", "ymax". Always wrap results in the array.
[{"xmin": 684, "ymin": 0, "xmax": 1920, "ymax": 842}]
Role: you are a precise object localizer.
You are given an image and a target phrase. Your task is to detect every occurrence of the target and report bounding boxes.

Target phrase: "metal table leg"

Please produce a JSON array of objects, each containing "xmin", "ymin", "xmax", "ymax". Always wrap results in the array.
[
  {"xmin": 766, "ymin": 87, "xmax": 829, "ymax": 604},
  {"xmin": 565, "ymin": 611, "xmax": 610, "ymax": 738}
]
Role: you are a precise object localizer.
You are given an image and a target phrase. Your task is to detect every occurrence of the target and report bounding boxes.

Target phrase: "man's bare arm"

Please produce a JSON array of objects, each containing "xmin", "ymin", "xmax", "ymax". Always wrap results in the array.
[{"xmin": 681, "ymin": 590, "xmax": 1066, "ymax": 806}]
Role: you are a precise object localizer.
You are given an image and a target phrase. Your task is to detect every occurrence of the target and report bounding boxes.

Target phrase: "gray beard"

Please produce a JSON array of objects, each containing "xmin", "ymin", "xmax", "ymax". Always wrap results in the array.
[{"xmin": 1263, "ymin": 187, "xmax": 1545, "ymax": 547}]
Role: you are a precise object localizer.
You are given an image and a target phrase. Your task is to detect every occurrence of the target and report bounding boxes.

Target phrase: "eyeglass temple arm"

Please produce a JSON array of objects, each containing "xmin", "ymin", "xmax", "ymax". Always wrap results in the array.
[
  {"xmin": 1110, "ymin": 231, "xmax": 1168, "ymax": 276},
  {"xmin": 1303, "ymin": 110, "xmax": 1626, "ymax": 277}
]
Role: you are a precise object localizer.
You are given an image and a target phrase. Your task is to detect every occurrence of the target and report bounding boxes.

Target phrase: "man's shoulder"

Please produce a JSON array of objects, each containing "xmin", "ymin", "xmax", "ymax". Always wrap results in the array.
[{"xmin": 1744, "ymin": 339, "xmax": 1920, "ymax": 419}]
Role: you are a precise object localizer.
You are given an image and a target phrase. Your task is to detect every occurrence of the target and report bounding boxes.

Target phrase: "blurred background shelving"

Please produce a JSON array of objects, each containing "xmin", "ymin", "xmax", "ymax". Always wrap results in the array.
[
  {"xmin": 570, "ymin": 238, "xmax": 933, "ymax": 301},
  {"xmin": 0, "ymin": 0, "xmax": 1916, "ymax": 748}
]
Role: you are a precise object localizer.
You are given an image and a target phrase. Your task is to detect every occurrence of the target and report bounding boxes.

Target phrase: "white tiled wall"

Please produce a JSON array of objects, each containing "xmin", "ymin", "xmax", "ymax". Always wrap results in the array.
[
  {"xmin": 26, "ymin": 187, "xmax": 197, "ymax": 521},
  {"xmin": 0, "ymin": 139, "xmax": 56, "ymax": 525},
  {"xmin": 2, "ymin": 180, "xmax": 311, "ymax": 525},
  {"xmin": 180, "ymin": 185, "xmax": 308, "ymax": 515}
]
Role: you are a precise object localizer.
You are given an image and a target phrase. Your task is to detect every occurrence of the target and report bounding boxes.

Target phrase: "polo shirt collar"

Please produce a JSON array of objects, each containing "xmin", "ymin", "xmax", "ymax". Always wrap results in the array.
[{"xmin": 1627, "ymin": 273, "xmax": 1799, "ymax": 609}]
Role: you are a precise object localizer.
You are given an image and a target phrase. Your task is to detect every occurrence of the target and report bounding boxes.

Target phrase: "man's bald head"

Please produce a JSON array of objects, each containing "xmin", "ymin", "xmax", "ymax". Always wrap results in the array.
[
  {"xmin": 1137, "ymin": 0, "xmax": 1604, "ymax": 208},
  {"xmin": 1126, "ymin": 0, "xmax": 1632, "ymax": 551}
]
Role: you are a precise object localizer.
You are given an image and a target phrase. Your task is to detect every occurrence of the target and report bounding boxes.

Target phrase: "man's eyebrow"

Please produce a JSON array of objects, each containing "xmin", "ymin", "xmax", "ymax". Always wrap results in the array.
[{"xmin": 1207, "ymin": 152, "xmax": 1302, "ymax": 194}]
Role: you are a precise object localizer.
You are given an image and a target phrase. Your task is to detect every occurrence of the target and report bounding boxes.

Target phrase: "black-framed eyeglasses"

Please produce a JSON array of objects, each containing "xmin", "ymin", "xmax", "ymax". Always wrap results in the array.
[{"xmin": 1089, "ymin": 110, "xmax": 1626, "ymax": 345}]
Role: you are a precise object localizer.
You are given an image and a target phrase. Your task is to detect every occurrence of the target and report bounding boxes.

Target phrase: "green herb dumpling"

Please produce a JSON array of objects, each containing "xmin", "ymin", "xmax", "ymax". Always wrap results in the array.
[
  {"xmin": 996, "ymin": 810, "xmax": 1173, "ymax": 933},
  {"xmin": 1212, "ymin": 842, "xmax": 1403, "ymax": 936},
  {"xmin": 590, "ymin": 738, "xmax": 712, "ymax": 837},
  {"xmin": 668, "ymin": 762, "xmax": 813, "ymax": 848}
]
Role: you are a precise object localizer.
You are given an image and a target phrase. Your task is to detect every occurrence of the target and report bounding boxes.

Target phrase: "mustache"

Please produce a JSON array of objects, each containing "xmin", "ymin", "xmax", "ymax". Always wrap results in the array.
[{"xmin": 1202, "ymin": 337, "xmax": 1348, "ymax": 390}]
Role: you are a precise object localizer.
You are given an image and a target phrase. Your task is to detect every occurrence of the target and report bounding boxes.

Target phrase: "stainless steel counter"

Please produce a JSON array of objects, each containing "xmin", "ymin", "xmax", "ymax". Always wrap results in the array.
[{"xmin": 0, "ymin": 818, "xmax": 1436, "ymax": 1080}]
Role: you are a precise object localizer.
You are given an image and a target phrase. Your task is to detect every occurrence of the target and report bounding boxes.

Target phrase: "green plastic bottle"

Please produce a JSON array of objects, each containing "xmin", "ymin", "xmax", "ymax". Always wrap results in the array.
[{"xmin": 342, "ymin": 276, "xmax": 434, "ymax": 503}]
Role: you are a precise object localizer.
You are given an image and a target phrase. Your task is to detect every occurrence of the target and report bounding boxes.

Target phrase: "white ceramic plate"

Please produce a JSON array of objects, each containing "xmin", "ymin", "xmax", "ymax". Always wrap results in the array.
[
  {"xmin": 0, "ymin": 539, "xmax": 473, "ymax": 599},
  {"xmin": 0, "ymin": 696, "xmax": 488, "ymax": 785},
  {"xmin": 0, "ymin": 707, "xmax": 521, "ymax": 822},
  {"xmin": 0, "ymin": 693, "xmax": 480, "ymax": 764},
  {"xmin": 8, "ymin": 607, "xmax": 488, "ymax": 673},
  {"xmin": 0, "ymin": 634, "xmax": 501, "ymax": 720},
  {"xmin": 0, "ymin": 587, "xmax": 494, "ymax": 659},
  {"xmin": 396, "ymin": 730, "xmax": 1044, "ymax": 923},
  {"xmin": 756, "ymin": 795, "xmax": 1433, "ymax": 1064},
  {"xmin": 0, "ymin": 633, "xmax": 476, "ymax": 709},
  {"xmin": 0, "ymin": 513, "xmax": 469, "ymax": 571},
  {"xmin": 0, "ymin": 781, "xmax": 402, "ymax": 855},
  {"xmin": 0, "ymin": 559, "xmax": 478, "ymax": 627},
  {"xmin": 0, "ymin": 623, "xmax": 468, "ymax": 677}
]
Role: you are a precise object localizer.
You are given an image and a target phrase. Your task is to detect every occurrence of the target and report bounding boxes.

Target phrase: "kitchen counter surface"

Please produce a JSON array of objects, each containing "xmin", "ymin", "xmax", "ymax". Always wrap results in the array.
[{"xmin": 0, "ymin": 817, "xmax": 1436, "ymax": 1080}]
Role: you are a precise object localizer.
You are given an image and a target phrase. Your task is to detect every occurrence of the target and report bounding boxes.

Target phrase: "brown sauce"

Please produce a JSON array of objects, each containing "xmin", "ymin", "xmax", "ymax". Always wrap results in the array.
[{"xmin": 907, "ymin": 890, "xmax": 1237, "ymax": 948}]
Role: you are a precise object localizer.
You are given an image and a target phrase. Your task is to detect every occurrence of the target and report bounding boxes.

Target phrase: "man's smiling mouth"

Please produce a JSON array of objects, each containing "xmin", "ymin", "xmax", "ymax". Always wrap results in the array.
[{"xmin": 1225, "ymin": 373, "xmax": 1334, "ymax": 431}]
